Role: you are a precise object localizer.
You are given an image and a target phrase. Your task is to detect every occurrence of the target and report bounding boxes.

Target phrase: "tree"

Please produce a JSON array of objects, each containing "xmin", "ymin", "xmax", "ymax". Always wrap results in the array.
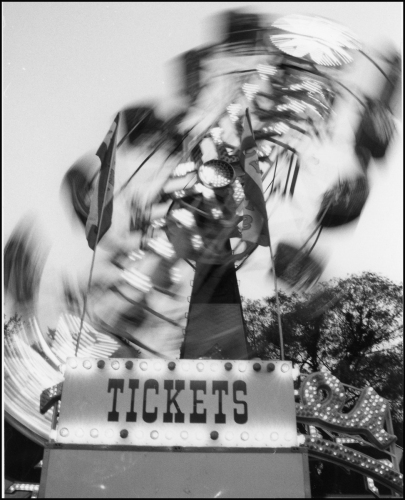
[
  {"xmin": 242, "ymin": 272, "xmax": 403, "ymax": 496},
  {"xmin": 243, "ymin": 272, "xmax": 402, "ymax": 419}
]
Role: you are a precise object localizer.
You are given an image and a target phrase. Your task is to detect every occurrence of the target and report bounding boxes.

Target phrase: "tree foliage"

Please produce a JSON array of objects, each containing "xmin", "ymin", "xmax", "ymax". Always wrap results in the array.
[{"xmin": 242, "ymin": 272, "xmax": 403, "ymax": 428}]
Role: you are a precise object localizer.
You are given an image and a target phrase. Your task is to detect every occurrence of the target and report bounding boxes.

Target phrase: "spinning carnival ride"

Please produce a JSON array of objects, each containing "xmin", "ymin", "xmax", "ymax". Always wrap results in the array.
[{"xmin": 4, "ymin": 11, "xmax": 403, "ymax": 497}]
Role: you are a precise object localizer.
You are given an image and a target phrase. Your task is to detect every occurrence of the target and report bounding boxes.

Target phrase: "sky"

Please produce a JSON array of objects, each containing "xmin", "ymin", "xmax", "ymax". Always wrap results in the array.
[{"xmin": 3, "ymin": 2, "xmax": 403, "ymax": 309}]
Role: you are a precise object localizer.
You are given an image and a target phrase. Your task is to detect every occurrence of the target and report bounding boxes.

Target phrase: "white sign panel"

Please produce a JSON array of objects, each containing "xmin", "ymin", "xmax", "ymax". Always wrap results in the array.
[{"xmin": 56, "ymin": 358, "xmax": 298, "ymax": 448}]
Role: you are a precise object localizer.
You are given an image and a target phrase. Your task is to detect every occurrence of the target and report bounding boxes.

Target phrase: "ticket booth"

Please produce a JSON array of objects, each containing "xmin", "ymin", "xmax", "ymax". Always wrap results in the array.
[{"xmin": 38, "ymin": 358, "xmax": 311, "ymax": 498}]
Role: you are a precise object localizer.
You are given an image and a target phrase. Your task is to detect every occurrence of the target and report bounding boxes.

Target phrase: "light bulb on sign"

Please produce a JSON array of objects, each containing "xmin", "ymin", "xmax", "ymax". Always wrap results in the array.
[
  {"xmin": 241, "ymin": 432, "xmax": 249, "ymax": 441},
  {"xmin": 68, "ymin": 358, "xmax": 78, "ymax": 369}
]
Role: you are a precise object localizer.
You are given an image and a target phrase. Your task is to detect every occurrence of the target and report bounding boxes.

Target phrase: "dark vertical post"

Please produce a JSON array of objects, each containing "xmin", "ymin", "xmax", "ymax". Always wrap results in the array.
[{"xmin": 181, "ymin": 241, "xmax": 249, "ymax": 359}]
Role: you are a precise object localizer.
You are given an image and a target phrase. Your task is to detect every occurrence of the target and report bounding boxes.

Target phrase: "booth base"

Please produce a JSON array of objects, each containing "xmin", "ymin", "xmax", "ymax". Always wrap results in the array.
[{"xmin": 39, "ymin": 445, "xmax": 311, "ymax": 498}]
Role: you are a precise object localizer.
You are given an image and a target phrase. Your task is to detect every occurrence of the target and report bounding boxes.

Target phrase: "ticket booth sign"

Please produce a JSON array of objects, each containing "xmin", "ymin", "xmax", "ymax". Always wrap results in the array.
[{"xmin": 56, "ymin": 358, "xmax": 298, "ymax": 448}]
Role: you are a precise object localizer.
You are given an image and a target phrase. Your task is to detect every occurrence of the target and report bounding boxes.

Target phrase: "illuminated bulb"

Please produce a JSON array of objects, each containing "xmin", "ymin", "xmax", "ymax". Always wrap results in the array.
[
  {"xmin": 90, "ymin": 429, "xmax": 99, "ymax": 438},
  {"xmin": 225, "ymin": 431, "xmax": 234, "ymax": 441},
  {"xmin": 147, "ymin": 237, "xmax": 175, "ymax": 259},
  {"xmin": 242, "ymin": 83, "xmax": 259, "ymax": 100},
  {"xmin": 83, "ymin": 360, "xmax": 92, "ymax": 370},
  {"xmin": 151, "ymin": 431, "xmax": 159, "ymax": 440},
  {"xmin": 255, "ymin": 433, "xmax": 263, "ymax": 441},
  {"xmin": 122, "ymin": 268, "xmax": 152, "ymax": 293},
  {"xmin": 173, "ymin": 161, "xmax": 196, "ymax": 177},
  {"xmin": 210, "ymin": 127, "xmax": 223, "ymax": 143},
  {"xmin": 129, "ymin": 250, "xmax": 145, "ymax": 261},
  {"xmin": 170, "ymin": 267, "xmax": 181, "ymax": 284},
  {"xmin": 111, "ymin": 360, "xmax": 120, "ymax": 370},
  {"xmin": 257, "ymin": 64, "xmax": 277, "ymax": 79},
  {"xmin": 198, "ymin": 160, "xmax": 234, "ymax": 189},
  {"xmin": 271, "ymin": 432, "xmax": 279, "ymax": 441},
  {"xmin": 241, "ymin": 432, "xmax": 249, "ymax": 441},
  {"xmin": 105, "ymin": 429, "xmax": 113, "ymax": 438},
  {"xmin": 210, "ymin": 363, "xmax": 218, "ymax": 372},
  {"xmin": 211, "ymin": 208, "xmax": 223, "ymax": 219},
  {"xmin": 197, "ymin": 362, "xmax": 204, "ymax": 372},
  {"xmin": 284, "ymin": 432, "xmax": 293, "ymax": 441},
  {"xmin": 281, "ymin": 363, "xmax": 290, "ymax": 373},
  {"xmin": 49, "ymin": 430, "xmax": 57, "ymax": 440},
  {"xmin": 274, "ymin": 122, "xmax": 290, "ymax": 135},
  {"xmin": 165, "ymin": 431, "xmax": 173, "ymax": 440},
  {"xmin": 59, "ymin": 428, "xmax": 69, "ymax": 437},
  {"xmin": 227, "ymin": 103, "xmax": 243, "ymax": 122},
  {"xmin": 182, "ymin": 362, "xmax": 190, "ymax": 371},
  {"xmin": 238, "ymin": 363, "xmax": 247, "ymax": 372},
  {"xmin": 173, "ymin": 189, "xmax": 186, "ymax": 199},
  {"xmin": 150, "ymin": 217, "xmax": 166, "ymax": 229},
  {"xmin": 135, "ymin": 430, "xmax": 144, "ymax": 439},
  {"xmin": 292, "ymin": 366, "xmax": 300, "ymax": 381},
  {"xmin": 171, "ymin": 208, "xmax": 195, "ymax": 228},
  {"xmin": 297, "ymin": 434, "xmax": 306, "ymax": 445},
  {"xmin": 181, "ymin": 431, "xmax": 188, "ymax": 440},
  {"xmin": 76, "ymin": 428, "xmax": 84, "ymax": 438},
  {"xmin": 154, "ymin": 362, "xmax": 162, "ymax": 371},
  {"xmin": 191, "ymin": 234, "xmax": 203, "ymax": 250},
  {"xmin": 68, "ymin": 358, "xmax": 78, "ymax": 369},
  {"xmin": 140, "ymin": 361, "xmax": 148, "ymax": 371},
  {"xmin": 195, "ymin": 431, "xmax": 203, "ymax": 440},
  {"xmin": 58, "ymin": 364, "xmax": 66, "ymax": 375}
]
